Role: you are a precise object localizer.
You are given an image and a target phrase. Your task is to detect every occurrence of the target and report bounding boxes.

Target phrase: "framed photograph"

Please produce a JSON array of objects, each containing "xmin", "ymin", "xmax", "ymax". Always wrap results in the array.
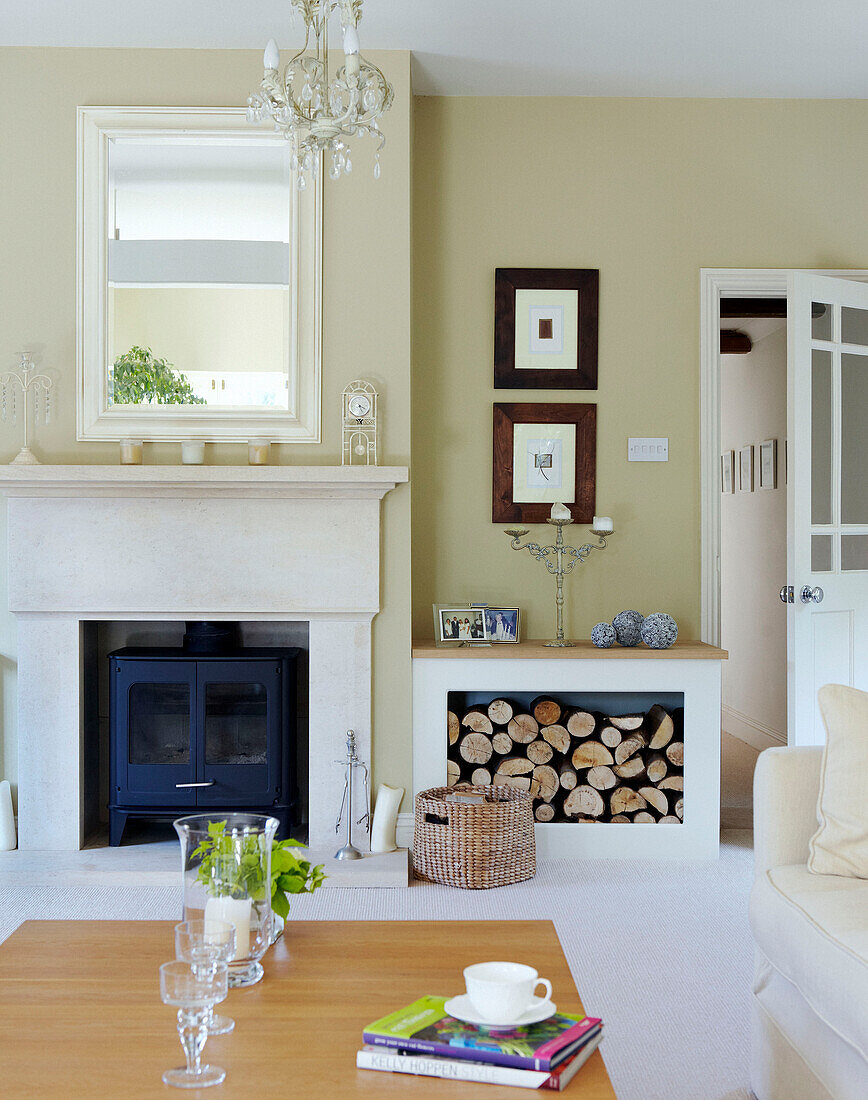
[
  {"xmin": 739, "ymin": 444, "xmax": 754, "ymax": 493},
  {"xmin": 484, "ymin": 607, "xmax": 520, "ymax": 643},
  {"xmin": 494, "ymin": 268, "xmax": 599, "ymax": 390},
  {"xmin": 759, "ymin": 438, "xmax": 777, "ymax": 490},
  {"xmin": 435, "ymin": 606, "xmax": 487, "ymax": 644},
  {"xmin": 493, "ymin": 402, "xmax": 596, "ymax": 523},
  {"xmin": 721, "ymin": 450, "xmax": 734, "ymax": 494}
]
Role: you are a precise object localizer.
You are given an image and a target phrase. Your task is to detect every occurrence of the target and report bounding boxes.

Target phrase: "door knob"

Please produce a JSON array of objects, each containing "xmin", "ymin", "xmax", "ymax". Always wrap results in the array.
[
  {"xmin": 800, "ymin": 585, "xmax": 824, "ymax": 604},
  {"xmin": 779, "ymin": 585, "xmax": 794, "ymax": 604}
]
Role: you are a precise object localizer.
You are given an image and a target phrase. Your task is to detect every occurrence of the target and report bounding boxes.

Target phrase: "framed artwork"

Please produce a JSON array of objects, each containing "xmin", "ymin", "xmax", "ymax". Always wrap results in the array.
[
  {"xmin": 435, "ymin": 606, "xmax": 487, "ymax": 644},
  {"xmin": 494, "ymin": 268, "xmax": 599, "ymax": 389},
  {"xmin": 760, "ymin": 438, "xmax": 777, "ymax": 490},
  {"xmin": 739, "ymin": 444, "xmax": 754, "ymax": 493},
  {"xmin": 721, "ymin": 450, "xmax": 734, "ymax": 494},
  {"xmin": 484, "ymin": 607, "xmax": 520, "ymax": 643},
  {"xmin": 493, "ymin": 402, "xmax": 596, "ymax": 523}
]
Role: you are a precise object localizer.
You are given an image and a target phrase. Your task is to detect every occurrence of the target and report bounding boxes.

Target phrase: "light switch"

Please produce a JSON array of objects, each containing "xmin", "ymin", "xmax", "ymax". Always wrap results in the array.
[{"xmin": 628, "ymin": 437, "xmax": 669, "ymax": 462}]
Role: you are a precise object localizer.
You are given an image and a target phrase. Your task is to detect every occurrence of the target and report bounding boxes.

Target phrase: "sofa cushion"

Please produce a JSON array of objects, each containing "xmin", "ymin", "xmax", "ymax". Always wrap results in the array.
[
  {"xmin": 750, "ymin": 863, "xmax": 868, "ymax": 1061},
  {"xmin": 809, "ymin": 683, "xmax": 868, "ymax": 878}
]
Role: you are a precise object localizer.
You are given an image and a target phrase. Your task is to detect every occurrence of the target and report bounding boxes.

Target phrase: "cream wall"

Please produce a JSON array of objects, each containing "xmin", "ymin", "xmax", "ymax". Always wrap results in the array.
[
  {"xmin": 0, "ymin": 48, "xmax": 412, "ymax": 806},
  {"xmin": 721, "ymin": 328, "xmax": 787, "ymax": 746},
  {"xmin": 412, "ymin": 97, "xmax": 868, "ymax": 640}
]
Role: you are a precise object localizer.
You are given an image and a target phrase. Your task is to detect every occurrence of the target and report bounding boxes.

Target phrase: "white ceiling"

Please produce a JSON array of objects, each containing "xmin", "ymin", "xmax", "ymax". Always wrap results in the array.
[{"xmin": 3, "ymin": 1, "xmax": 868, "ymax": 97}]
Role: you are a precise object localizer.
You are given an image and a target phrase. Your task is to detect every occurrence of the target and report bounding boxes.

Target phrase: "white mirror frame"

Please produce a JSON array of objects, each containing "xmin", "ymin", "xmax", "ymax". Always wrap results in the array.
[{"xmin": 76, "ymin": 106, "xmax": 322, "ymax": 442}]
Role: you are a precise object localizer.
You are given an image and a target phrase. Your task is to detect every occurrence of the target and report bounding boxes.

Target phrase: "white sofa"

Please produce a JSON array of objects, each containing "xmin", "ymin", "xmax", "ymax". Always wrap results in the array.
[{"xmin": 750, "ymin": 746, "xmax": 868, "ymax": 1100}]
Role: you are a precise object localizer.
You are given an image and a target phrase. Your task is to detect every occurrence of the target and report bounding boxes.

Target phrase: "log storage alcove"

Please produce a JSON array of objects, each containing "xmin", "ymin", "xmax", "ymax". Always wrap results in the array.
[{"xmin": 412, "ymin": 639, "xmax": 727, "ymax": 860}]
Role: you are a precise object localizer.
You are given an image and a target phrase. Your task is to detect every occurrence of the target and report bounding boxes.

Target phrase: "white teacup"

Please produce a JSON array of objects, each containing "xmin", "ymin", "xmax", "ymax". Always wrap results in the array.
[{"xmin": 464, "ymin": 961, "xmax": 552, "ymax": 1023}]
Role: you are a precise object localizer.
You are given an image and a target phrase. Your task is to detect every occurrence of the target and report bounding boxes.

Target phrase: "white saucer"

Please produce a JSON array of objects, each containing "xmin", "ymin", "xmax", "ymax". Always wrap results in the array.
[{"xmin": 444, "ymin": 994, "xmax": 557, "ymax": 1030}]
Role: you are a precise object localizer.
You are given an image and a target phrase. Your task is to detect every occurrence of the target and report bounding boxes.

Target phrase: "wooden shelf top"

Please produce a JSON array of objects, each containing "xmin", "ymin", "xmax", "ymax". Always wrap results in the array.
[{"xmin": 413, "ymin": 638, "xmax": 728, "ymax": 660}]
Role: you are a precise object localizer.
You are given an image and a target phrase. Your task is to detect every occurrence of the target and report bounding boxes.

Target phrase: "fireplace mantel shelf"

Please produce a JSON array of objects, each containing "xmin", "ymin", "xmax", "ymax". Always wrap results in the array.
[{"xmin": 0, "ymin": 464, "xmax": 409, "ymax": 499}]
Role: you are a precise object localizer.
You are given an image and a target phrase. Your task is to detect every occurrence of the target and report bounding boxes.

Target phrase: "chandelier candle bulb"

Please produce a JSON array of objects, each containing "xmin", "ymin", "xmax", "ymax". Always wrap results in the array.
[{"xmin": 263, "ymin": 38, "xmax": 280, "ymax": 71}]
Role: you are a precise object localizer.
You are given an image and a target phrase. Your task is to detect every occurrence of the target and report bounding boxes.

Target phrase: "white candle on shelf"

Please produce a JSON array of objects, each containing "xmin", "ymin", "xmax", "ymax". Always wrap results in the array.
[
  {"xmin": 248, "ymin": 439, "xmax": 271, "ymax": 466},
  {"xmin": 119, "ymin": 438, "xmax": 143, "ymax": 465},
  {"xmin": 204, "ymin": 896, "xmax": 252, "ymax": 960},
  {"xmin": 370, "ymin": 784, "xmax": 404, "ymax": 853},
  {"xmin": 181, "ymin": 441, "xmax": 205, "ymax": 465},
  {"xmin": 0, "ymin": 780, "xmax": 16, "ymax": 851},
  {"xmin": 550, "ymin": 502, "xmax": 572, "ymax": 521},
  {"xmin": 591, "ymin": 515, "xmax": 614, "ymax": 534}
]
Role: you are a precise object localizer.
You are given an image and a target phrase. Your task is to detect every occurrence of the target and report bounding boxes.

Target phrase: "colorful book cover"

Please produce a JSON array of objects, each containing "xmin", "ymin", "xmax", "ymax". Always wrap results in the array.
[
  {"xmin": 357, "ymin": 1032, "xmax": 603, "ymax": 1091},
  {"xmin": 362, "ymin": 995, "xmax": 602, "ymax": 1071}
]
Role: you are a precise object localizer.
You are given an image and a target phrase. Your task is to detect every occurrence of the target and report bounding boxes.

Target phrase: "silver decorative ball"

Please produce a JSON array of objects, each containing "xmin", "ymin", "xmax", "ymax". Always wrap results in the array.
[
  {"xmin": 613, "ymin": 609, "xmax": 645, "ymax": 647},
  {"xmin": 640, "ymin": 612, "xmax": 678, "ymax": 649},
  {"xmin": 591, "ymin": 622, "xmax": 617, "ymax": 648}
]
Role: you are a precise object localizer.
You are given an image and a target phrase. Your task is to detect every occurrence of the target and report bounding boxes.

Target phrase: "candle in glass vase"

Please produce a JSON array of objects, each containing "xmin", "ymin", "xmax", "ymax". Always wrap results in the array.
[
  {"xmin": 119, "ymin": 438, "xmax": 143, "ymax": 465},
  {"xmin": 204, "ymin": 895, "xmax": 252, "ymax": 960},
  {"xmin": 592, "ymin": 515, "xmax": 614, "ymax": 534},
  {"xmin": 248, "ymin": 439, "xmax": 271, "ymax": 466}
]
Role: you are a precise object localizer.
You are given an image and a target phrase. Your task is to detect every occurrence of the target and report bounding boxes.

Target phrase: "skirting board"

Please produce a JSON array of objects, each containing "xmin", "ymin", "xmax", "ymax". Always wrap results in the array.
[{"xmin": 722, "ymin": 705, "xmax": 786, "ymax": 752}]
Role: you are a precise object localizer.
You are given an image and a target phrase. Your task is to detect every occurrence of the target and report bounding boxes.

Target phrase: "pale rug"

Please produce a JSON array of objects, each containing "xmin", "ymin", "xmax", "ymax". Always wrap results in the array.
[{"xmin": 0, "ymin": 833, "xmax": 755, "ymax": 1100}]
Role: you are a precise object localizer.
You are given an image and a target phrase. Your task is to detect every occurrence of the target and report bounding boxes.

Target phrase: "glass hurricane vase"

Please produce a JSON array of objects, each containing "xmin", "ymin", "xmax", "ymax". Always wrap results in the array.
[{"xmin": 174, "ymin": 813, "xmax": 278, "ymax": 988}]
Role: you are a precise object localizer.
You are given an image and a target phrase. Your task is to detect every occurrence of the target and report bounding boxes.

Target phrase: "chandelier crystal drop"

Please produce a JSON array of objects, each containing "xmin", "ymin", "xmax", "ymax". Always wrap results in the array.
[{"xmin": 246, "ymin": 1, "xmax": 393, "ymax": 188}]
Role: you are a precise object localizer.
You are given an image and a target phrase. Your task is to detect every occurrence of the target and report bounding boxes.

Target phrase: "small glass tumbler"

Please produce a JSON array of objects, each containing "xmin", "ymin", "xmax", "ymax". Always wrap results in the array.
[
  {"xmin": 159, "ymin": 959, "xmax": 228, "ymax": 1089},
  {"xmin": 175, "ymin": 918, "xmax": 236, "ymax": 1035},
  {"xmin": 119, "ymin": 438, "xmax": 144, "ymax": 464},
  {"xmin": 174, "ymin": 813, "xmax": 278, "ymax": 987},
  {"xmin": 248, "ymin": 438, "xmax": 271, "ymax": 465}
]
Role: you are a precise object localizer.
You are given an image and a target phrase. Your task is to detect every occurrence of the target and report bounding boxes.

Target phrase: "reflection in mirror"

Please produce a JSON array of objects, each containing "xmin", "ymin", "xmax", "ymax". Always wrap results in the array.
[
  {"xmin": 841, "ymin": 306, "xmax": 868, "ymax": 347},
  {"xmin": 842, "ymin": 534, "xmax": 868, "ymax": 572},
  {"xmin": 811, "ymin": 534, "xmax": 832, "ymax": 573},
  {"xmin": 811, "ymin": 303, "xmax": 832, "ymax": 341},
  {"xmin": 841, "ymin": 352, "xmax": 868, "ymax": 524},
  {"xmin": 811, "ymin": 349, "xmax": 832, "ymax": 525},
  {"xmin": 107, "ymin": 139, "xmax": 292, "ymax": 410}
]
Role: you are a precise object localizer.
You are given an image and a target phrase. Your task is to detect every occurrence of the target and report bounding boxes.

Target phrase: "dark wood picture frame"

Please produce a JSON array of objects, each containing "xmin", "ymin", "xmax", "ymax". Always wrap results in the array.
[
  {"xmin": 494, "ymin": 268, "xmax": 599, "ymax": 390},
  {"xmin": 493, "ymin": 402, "xmax": 596, "ymax": 523}
]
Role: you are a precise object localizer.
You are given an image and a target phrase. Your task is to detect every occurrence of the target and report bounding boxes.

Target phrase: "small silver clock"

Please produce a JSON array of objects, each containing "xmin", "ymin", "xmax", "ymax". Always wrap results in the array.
[{"xmin": 342, "ymin": 380, "xmax": 378, "ymax": 465}]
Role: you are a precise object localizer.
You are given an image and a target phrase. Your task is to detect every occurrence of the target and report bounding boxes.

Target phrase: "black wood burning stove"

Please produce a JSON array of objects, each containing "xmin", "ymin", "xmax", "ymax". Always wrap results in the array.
[{"xmin": 108, "ymin": 639, "xmax": 299, "ymax": 845}]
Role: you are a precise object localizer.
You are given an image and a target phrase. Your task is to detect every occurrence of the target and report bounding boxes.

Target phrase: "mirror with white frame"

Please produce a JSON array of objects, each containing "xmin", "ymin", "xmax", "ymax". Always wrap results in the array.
[{"xmin": 77, "ymin": 107, "xmax": 321, "ymax": 442}]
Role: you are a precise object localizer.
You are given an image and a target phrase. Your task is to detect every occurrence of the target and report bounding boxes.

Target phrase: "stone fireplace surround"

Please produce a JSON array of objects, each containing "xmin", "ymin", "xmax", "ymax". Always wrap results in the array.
[{"xmin": 0, "ymin": 465, "xmax": 408, "ymax": 852}]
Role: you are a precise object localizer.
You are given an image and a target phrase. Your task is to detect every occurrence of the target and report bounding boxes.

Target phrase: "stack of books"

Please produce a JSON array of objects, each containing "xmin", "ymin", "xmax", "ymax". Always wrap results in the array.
[{"xmin": 357, "ymin": 995, "xmax": 603, "ymax": 1091}]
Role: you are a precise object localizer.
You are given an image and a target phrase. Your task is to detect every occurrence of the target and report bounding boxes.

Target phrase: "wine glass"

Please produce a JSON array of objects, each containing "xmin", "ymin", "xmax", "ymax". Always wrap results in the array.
[
  {"xmin": 175, "ymin": 918, "xmax": 237, "ymax": 1035},
  {"xmin": 159, "ymin": 959, "xmax": 228, "ymax": 1089}
]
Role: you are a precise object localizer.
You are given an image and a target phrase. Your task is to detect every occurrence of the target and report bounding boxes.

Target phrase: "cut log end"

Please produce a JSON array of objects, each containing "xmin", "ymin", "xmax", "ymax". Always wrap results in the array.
[
  {"xmin": 541, "ymin": 724, "xmax": 570, "ymax": 754},
  {"xmin": 446, "ymin": 760, "xmax": 460, "ymax": 787},
  {"xmin": 459, "ymin": 732, "xmax": 493, "ymax": 765},
  {"xmin": 532, "ymin": 697, "xmax": 563, "ymax": 727},
  {"xmin": 508, "ymin": 713, "xmax": 539, "ymax": 744},
  {"xmin": 470, "ymin": 767, "xmax": 492, "ymax": 786},
  {"xmin": 487, "ymin": 698, "xmax": 514, "ymax": 725},
  {"xmin": 564, "ymin": 785, "xmax": 605, "ymax": 818},
  {"xmin": 572, "ymin": 741, "xmax": 615, "ymax": 770},
  {"xmin": 566, "ymin": 710, "xmax": 596, "ymax": 739},
  {"xmin": 535, "ymin": 803, "xmax": 556, "ymax": 822},
  {"xmin": 447, "ymin": 711, "xmax": 460, "ymax": 745},
  {"xmin": 527, "ymin": 739, "xmax": 554, "ymax": 766},
  {"xmin": 461, "ymin": 708, "xmax": 494, "ymax": 735}
]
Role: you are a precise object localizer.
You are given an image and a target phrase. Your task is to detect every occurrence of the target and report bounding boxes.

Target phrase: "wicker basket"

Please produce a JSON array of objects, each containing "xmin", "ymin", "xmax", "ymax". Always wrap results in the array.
[{"xmin": 413, "ymin": 784, "xmax": 536, "ymax": 889}]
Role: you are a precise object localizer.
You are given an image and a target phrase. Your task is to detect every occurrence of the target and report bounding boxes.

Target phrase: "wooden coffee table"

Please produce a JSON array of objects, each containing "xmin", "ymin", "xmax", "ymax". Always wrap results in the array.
[{"xmin": 0, "ymin": 919, "xmax": 615, "ymax": 1097}]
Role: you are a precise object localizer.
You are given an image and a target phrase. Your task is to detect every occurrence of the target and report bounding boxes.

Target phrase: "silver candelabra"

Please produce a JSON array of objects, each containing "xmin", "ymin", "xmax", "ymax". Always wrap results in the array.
[
  {"xmin": 1, "ymin": 353, "xmax": 53, "ymax": 465},
  {"xmin": 505, "ymin": 517, "xmax": 614, "ymax": 647}
]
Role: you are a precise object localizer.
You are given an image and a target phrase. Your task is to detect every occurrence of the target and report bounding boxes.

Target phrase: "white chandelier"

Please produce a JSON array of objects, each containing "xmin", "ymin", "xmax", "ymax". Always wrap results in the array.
[{"xmin": 246, "ymin": 1, "xmax": 393, "ymax": 188}]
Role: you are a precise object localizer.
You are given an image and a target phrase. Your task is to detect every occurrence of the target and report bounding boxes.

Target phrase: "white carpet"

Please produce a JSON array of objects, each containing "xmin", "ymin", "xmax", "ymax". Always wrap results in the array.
[{"xmin": 0, "ymin": 833, "xmax": 756, "ymax": 1100}]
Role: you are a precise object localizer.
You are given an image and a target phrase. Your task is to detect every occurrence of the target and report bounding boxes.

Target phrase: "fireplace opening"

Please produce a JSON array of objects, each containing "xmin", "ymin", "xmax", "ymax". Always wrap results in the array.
[
  {"xmin": 447, "ymin": 691, "xmax": 685, "ymax": 824},
  {"xmin": 82, "ymin": 621, "xmax": 309, "ymax": 847}
]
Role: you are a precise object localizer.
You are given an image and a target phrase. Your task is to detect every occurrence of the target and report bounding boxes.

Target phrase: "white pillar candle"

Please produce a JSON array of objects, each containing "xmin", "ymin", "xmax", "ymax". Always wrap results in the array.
[
  {"xmin": 119, "ymin": 438, "xmax": 143, "ymax": 465},
  {"xmin": 181, "ymin": 441, "xmax": 205, "ymax": 465},
  {"xmin": 370, "ymin": 783, "xmax": 404, "ymax": 853},
  {"xmin": 248, "ymin": 439, "xmax": 271, "ymax": 466},
  {"xmin": 204, "ymin": 895, "xmax": 252, "ymax": 960},
  {"xmin": 550, "ymin": 502, "xmax": 572, "ymax": 520},
  {"xmin": 0, "ymin": 780, "xmax": 16, "ymax": 851},
  {"xmin": 592, "ymin": 515, "xmax": 614, "ymax": 533}
]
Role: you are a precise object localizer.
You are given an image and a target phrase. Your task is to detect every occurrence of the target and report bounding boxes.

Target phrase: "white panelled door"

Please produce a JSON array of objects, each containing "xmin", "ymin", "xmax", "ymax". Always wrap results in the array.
[{"xmin": 787, "ymin": 273, "xmax": 868, "ymax": 744}]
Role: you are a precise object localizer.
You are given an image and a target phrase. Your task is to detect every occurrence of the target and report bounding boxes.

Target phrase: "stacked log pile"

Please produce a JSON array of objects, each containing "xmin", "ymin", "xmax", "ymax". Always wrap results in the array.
[{"xmin": 446, "ymin": 696, "xmax": 684, "ymax": 824}]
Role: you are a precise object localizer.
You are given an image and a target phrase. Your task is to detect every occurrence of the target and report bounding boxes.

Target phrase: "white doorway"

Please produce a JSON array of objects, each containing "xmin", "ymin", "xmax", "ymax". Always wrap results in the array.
[{"xmin": 701, "ymin": 270, "xmax": 868, "ymax": 801}]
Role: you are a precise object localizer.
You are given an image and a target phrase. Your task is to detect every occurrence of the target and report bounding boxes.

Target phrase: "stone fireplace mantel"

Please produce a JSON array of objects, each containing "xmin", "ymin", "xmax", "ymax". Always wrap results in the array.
[{"xmin": 0, "ymin": 465, "xmax": 408, "ymax": 850}]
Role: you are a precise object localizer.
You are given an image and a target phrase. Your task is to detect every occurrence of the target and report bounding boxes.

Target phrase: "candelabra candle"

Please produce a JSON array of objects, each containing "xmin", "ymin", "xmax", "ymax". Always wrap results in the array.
[
  {"xmin": 0, "ymin": 353, "xmax": 53, "ymax": 465},
  {"xmin": 504, "ymin": 516, "xmax": 614, "ymax": 647}
]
